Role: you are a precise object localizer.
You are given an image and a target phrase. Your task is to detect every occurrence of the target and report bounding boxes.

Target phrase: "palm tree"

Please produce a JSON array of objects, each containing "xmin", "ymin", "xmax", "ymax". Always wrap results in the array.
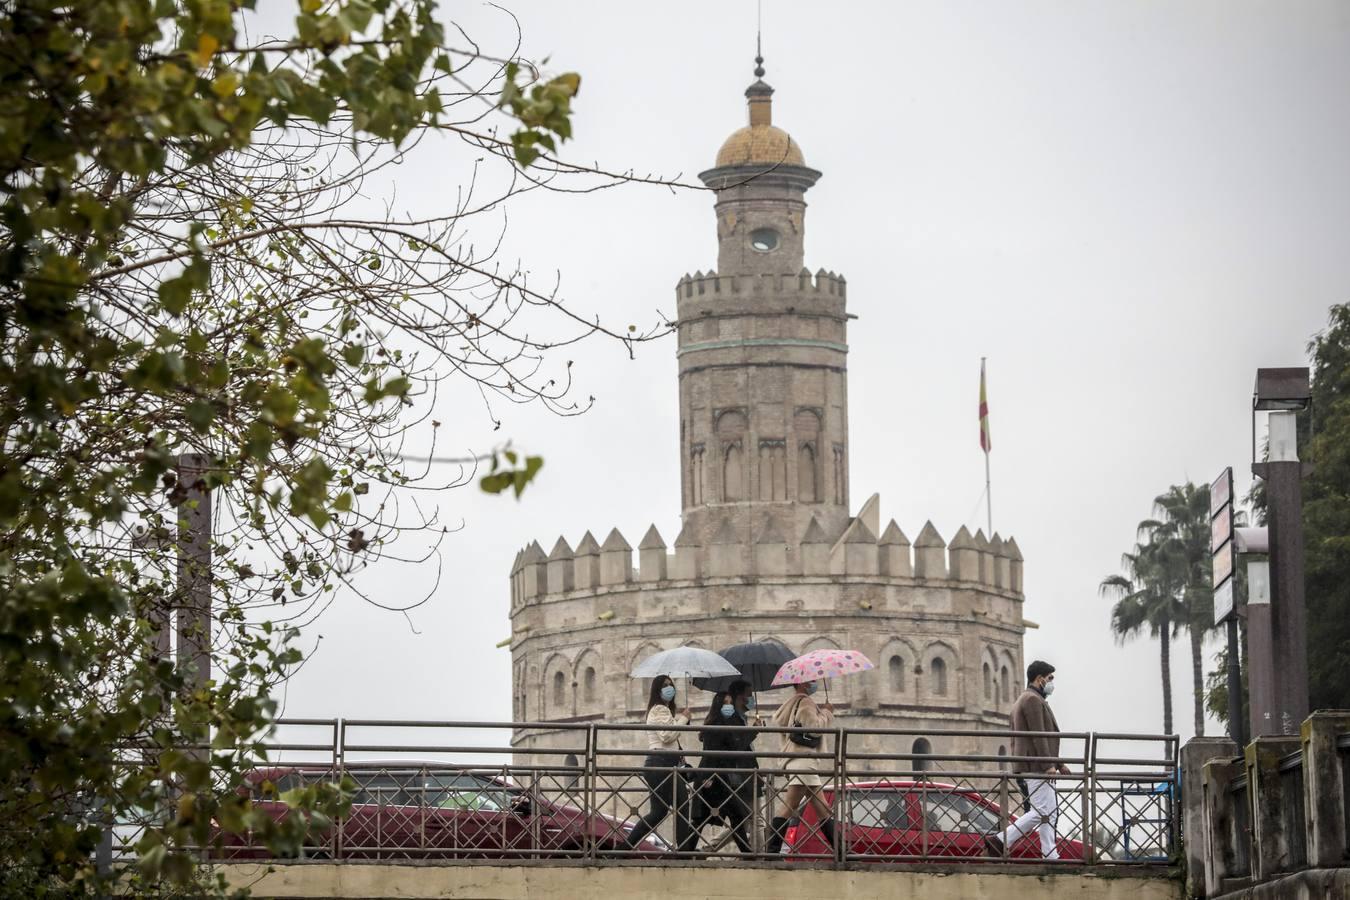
[
  {"xmin": 1100, "ymin": 535, "xmax": 1185, "ymax": 734},
  {"xmin": 1145, "ymin": 484, "xmax": 1214, "ymax": 736}
]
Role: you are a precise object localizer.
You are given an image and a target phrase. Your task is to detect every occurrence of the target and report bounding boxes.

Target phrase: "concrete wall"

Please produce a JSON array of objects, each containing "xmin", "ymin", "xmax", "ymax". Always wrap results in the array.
[{"xmin": 215, "ymin": 862, "xmax": 1184, "ymax": 900}]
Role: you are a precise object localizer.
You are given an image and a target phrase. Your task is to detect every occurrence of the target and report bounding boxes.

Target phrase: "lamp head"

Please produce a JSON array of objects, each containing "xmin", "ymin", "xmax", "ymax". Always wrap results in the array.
[{"xmin": 1253, "ymin": 367, "xmax": 1311, "ymax": 411}]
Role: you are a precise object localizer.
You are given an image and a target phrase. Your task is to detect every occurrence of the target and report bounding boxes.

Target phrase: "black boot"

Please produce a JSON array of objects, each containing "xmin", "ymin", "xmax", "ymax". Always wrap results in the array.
[
  {"xmin": 820, "ymin": 817, "xmax": 839, "ymax": 858},
  {"xmin": 764, "ymin": 816, "xmax": 789, "ymax": 856}
]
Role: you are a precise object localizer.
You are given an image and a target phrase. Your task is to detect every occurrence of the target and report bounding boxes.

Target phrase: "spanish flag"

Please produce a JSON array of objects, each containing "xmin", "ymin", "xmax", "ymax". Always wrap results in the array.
[{"xmin": 979, "ymin": 359, "xmax": 991, "ymax": 454}]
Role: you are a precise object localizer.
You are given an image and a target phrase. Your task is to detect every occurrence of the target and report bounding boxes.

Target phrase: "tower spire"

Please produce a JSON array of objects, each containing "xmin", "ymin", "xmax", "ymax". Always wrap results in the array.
[{"xmin": 755, "ymin": 2, "xmax": 765, "ymax": 78}]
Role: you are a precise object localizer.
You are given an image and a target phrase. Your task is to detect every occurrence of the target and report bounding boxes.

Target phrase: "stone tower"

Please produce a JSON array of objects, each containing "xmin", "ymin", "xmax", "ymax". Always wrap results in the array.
[
  {"xmin": 678, "ymin": 67, "xmax": 851, "ymax": 551},
  {"xmin": 508, "ymin": 61, "xmax": 1029, "ymax": 770}
]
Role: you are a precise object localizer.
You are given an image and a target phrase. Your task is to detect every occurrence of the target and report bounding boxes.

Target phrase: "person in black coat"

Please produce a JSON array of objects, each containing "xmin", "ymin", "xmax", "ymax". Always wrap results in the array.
[{"xmin": 691, "ymin": 679, "xmax": 758, "ymax": 855}]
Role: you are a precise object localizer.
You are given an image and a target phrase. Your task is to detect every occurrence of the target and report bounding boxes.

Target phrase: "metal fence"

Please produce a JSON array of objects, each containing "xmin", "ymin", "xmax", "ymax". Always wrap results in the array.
[{"xmin": 114, "ymin": 718, "xmax": 1178, "ymax": 867}]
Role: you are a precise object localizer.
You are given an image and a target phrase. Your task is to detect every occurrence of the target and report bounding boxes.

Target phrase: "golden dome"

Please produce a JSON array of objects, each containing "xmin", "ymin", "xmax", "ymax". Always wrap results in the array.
[{"xmin": 715, "ymin": 125, "xmax": 805, "ymax": 168}]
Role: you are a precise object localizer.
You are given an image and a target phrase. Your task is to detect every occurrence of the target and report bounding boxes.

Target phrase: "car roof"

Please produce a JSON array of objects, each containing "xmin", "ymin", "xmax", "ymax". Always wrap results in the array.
[
  {"xmin": 838, "ymin": 780, "xmax": 963, "ymax": 791},
  {"xmin": 247, "ymin": 762, "xmax": 515, "ymax": 784}
]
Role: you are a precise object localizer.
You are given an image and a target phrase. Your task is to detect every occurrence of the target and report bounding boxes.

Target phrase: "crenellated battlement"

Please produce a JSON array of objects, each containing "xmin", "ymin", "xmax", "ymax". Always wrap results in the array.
[
  {"xmin": 509, "ymin": 511, "xmax": 1024, "ymax": 611},
  {"xmin": 675, "ymin": 267, "xmax": 846, "ymax": 301}
]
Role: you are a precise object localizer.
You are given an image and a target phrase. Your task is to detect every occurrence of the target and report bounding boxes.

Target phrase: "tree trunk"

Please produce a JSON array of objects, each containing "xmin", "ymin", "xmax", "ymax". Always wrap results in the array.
[
  {"xmin": 1190, "ymin": 622, "xmax": 1206, "ymax": 737},
  {"xmin": 1160, "ymin": 619, "xmax": 1173, "ymax": 735}
]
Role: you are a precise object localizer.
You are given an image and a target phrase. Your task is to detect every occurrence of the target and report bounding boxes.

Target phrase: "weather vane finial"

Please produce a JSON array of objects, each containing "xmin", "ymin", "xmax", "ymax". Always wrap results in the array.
[{"xmin": 754, "ymin": 0, "xmax": 765, "ymax": 78}]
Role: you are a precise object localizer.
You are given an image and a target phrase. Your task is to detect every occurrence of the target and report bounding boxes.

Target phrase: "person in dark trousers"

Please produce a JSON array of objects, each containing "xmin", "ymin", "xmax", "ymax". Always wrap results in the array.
[
  {"xmin": 986, "ymin": 659, "xmax": 1067, "ymax": 860},
  {"xmin": 690, "ymin": 680, "xmax": 758, "ymax": 855},
  {"xmin": 623, "ymin": 675, "xmax": 698, "ymax": 854}
]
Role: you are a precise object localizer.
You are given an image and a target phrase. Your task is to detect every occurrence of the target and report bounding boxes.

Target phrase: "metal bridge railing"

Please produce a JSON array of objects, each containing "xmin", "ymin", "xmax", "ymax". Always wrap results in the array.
[{"xmin": 112, "ymin": 719, "xmax": 1178, "ymax": 867}]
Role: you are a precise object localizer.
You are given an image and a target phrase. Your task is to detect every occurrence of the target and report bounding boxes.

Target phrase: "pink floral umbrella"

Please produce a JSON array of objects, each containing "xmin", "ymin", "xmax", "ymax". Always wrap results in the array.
[{"xmin": 771, "ymin": 649, "xmax": 875, "ymax": 687}]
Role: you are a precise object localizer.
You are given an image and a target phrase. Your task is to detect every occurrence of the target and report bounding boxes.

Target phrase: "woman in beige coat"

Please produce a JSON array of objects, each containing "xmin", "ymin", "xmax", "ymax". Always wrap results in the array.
[{"xmin": 765, "ymin": 681, "xmax": 837, "ymax": 855}]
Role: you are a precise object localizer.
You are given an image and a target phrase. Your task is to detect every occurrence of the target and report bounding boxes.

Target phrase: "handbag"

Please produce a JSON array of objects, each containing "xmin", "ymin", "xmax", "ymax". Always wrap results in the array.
[{"xmin": 787, "ymin": 695, "xmax": 822, "ymax": 749}]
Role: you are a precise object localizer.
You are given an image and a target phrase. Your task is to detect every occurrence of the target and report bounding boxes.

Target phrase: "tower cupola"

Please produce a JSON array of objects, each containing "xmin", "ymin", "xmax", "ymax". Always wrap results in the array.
[
  {"xmin": 714, "ymin": 76, "xmax": 805, "ymax": 169},
  {"xmin": 699, "ymin": 55, "xmax": 822, "ymax": 276}
]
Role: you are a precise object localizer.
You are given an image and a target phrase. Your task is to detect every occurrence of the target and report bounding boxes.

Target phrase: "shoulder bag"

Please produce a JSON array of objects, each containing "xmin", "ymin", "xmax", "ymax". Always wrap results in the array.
[{"xmin": 788, "ymin": 695, "xmax": 822, "ymax": 749}]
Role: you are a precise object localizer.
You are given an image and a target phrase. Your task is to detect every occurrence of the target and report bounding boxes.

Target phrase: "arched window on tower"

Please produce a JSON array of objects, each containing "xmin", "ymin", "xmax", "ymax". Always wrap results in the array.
[
  {"xmin": 716, "ymin": 410, "xmax": 747, "ymax": 502},
  {"xmin": 552, "ymin": 671, "xmax": 566, "ymax": 710},
  {"xmin": 888, "ymin": 655, "xmax": 905, "ymax": 693},
  {"xmin": 912, "ymin": 737, "xmax": 933, "ymax": 773},
  {"xmin": 983, "ymin": 663, "xmax": 992, "ymax": 701},
  {"xmin": 689, "ymin": 444, "xmax": 706, "ymax": 506},
  {"xmin": 798, "ymin": 443, "xmax": 817, "ymax": 502},
  {"xmin": 794, "ymin": 410, "xmax": 821, "ymax": 503},
  {"xmin": 997, "ymin": 745, "xmax": 1008, "ymax": 771},
  {"xmin": 1000, "ymin": 665, "xmax": 1011, "ymax": 703},
  {"xmin": 930, "ymin": 657, "xmax": 948, "ymax": 697},
  {"xmin": 583, "ymin": 667, "xmax": 596, "ymax": 704},
  {"xmin": 832, "ymin": 445, "xmax": 846, "ymax": 504},
  {"xmin": 723, "ymin": 442, "xmax": 744, "ymax": 501},
  {"xmin": 758, "ymin": 440, "xmax": 787, "ymax": 501}
]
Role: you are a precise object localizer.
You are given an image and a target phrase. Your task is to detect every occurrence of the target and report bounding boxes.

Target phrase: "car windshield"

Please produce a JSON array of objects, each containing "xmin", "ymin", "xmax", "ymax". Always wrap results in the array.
[{"xmin": 917, "ymin": 790, "xmax": 1000, "ymax": 834}]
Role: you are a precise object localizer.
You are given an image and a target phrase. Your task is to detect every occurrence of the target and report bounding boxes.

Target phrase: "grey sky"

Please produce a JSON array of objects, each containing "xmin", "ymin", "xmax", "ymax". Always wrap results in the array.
[{"xmin": 279, "ymin": 1, "xmax": 1350, "ymax": 742}]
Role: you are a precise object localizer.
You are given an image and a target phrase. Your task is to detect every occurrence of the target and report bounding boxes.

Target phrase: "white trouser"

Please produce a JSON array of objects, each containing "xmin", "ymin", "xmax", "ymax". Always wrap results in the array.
[{"xmin": 1000, "ymin": 777, "xmax": 1059, "ymax": 859}]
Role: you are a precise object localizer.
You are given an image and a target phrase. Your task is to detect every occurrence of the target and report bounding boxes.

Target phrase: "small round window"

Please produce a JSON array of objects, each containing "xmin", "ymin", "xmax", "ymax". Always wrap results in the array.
[{"xmin": 750, "ymin": 228, "xmax": 779, "ymax": 252}]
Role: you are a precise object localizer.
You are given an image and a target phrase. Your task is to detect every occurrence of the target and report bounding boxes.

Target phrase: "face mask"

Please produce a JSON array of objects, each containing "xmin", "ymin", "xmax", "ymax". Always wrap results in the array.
[
  {"xmin": 745, "ymin": 697, "xmax": 756, "ymax": 711},
  {"xmin": 721, "ymin": 704, "xmax": 736, "ymax": 718},
  {"xmin": 1042, "ymin": 681, "xmax": 1055, "ymax": 697},
  {"xmin": 805, "ymin": 682, "xmax": 818, "ymax": 696},
  {"xmin": 660, "ymin": 685, "xmax": 676, "ymax": 703}
]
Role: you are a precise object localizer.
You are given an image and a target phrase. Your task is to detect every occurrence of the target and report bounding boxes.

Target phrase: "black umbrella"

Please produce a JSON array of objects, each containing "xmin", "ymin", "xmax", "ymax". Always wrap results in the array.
[{"xmin": 693, "ymin": 638, "xmax": 798, "ymax": 693}]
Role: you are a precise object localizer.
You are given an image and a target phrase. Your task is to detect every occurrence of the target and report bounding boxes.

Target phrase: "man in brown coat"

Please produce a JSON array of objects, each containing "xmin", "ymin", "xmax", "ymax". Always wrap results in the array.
[{"xmin": 987, "ymin": 660, "xmax": 1066, "ymax": 859}]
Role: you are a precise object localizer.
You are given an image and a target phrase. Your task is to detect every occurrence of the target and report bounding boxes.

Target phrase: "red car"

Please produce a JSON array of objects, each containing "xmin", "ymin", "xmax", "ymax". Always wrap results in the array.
[
  {"xmin": 214, "ymin": 764, "xmax": 665, "ymax": 859},
  {"xmin": 785, "ymin": 780, "xmax": 1084, "ymax": 861}
]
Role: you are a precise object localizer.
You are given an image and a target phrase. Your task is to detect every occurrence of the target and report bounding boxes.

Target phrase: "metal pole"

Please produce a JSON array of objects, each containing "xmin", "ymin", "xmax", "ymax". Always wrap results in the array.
[
  {"xmin": 1249, "ymin": 410, "xmax": 1310, "ymax": 737},
  {"xmin": 1247, "ymin": 594, "xmax": 1275, "ymax": 739},
  {"xmin": 985, "ymin": 450, "xmax": 993, "ymax": 536},
  {"xmin": 1263, "ymin": 456, "xmax": 1310, "ymax": 734},
  {"xmin": 1225, "ymin": 617, "xmax": 1246, "ymax": 746}
]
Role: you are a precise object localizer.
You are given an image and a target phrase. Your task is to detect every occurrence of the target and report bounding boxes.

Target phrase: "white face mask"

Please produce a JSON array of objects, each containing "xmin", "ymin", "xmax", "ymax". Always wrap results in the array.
[{"xmin": 1042, "ymin": 680, "xmax": 1055, "ymax": 697}]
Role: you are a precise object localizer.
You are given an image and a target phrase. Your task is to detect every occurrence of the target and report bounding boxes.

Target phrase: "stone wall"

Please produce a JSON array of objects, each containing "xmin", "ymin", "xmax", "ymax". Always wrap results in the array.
[{"xmin": 1182, "ymin": 711, "xmax": 1350, "ymax": 898}]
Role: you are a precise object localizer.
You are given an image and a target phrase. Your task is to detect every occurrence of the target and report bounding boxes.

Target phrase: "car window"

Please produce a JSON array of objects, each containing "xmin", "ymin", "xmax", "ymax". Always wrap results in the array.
[
  {"xmin": 847, "ymin": 789, "xmax": 915, "ymax": 830},
  {"xmin": 918, "ymin": 791, "xmax": 999, "ymax": 834},
  {"xmin": 350, "ymin": 770, "xmax": 514, "ymax": 810},
  {"xmin": 429, "ymin": 775, "xmax": 512, "ymax": 811}
]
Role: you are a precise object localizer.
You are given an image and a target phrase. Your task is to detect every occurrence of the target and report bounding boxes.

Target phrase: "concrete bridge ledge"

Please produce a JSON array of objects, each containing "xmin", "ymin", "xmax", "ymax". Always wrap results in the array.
[{"xmin": 212, "ymin": 861, "xmax": 1184, "ymax": 900}]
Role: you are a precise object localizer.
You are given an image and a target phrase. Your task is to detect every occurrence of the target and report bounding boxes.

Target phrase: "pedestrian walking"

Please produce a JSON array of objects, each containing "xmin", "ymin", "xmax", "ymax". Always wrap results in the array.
[
  {"xmin": 764, "ymin": 680, "xmax": 838, "ymax": 856},
  {"xmin": 986, "ymin": 659, "xmax": 1067, "ymax": 860},
  {"xmin": 623, "ymin": 675, "xmax": 698, "ymax": 853},
  {"xmin": 690, "ymin": 680, "xmax": 758, "ymax": 855}
]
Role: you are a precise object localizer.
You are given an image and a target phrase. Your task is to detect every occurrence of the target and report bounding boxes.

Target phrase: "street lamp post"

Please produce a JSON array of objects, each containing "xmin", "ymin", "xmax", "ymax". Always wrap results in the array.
[{"xmin": 1249, "ymin": 367, "xmax": 1311, "ymax": 737}]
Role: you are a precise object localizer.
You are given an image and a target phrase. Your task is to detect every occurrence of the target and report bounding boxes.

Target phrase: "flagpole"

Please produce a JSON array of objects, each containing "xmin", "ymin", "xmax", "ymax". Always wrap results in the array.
[
  {"xmin": 985, "ymin": 443, "xmax": 992, "ymax": 536},
  {"xmin": 981, "ymin": 357, "xmax": 992, "ymax": 535}
]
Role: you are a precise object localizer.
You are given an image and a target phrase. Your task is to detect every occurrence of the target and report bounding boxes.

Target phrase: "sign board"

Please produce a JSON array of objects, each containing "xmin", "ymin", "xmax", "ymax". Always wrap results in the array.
[
  {"xmin": 1212, "ymin": 539, "xmax": 1234, "ymax": 589},
  {"xmin": 1211, "ymin": 466, "xmax": 1238, "ymax": 623},
  {"xmin": 1210, "ymin": 505, "xmax": 1232, "ymax": 554},
  {"xmin": 1210, "ymin": 467, "xmax": 1233, "ymax": 519},
  {"xmin": 1213, "ymin": 578, "xmax": 1235, "ymax": 624}
]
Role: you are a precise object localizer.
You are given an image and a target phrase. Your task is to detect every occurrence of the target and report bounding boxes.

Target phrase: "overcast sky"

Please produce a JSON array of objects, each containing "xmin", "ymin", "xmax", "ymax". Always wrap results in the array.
[{"xmin": 275, "ymin": 1, "xmax": 1350, "ymax": 745}]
